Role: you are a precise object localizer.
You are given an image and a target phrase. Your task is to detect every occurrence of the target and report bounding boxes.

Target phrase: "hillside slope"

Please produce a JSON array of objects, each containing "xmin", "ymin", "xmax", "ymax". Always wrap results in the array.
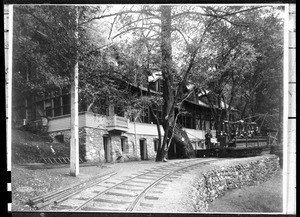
[{"xmin": 11, "ymin": 129, "xmax": 71, "ymax": 164}]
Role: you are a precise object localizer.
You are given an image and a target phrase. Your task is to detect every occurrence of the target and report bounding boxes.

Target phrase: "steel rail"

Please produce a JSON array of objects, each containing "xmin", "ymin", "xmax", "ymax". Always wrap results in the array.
[
  {"xmin": 74, "ymin": 159, "xmax": 214, "ymax": 211},
  {"xmin": 73, "ymin": 160, "xmax": 196, "ymax": 211},
  {"xmin": 53, "ymin": 171, "xmax": 118, "ymax": 205},
  {"xmin": 29, "ymin": 171, "xmax": 116, "ymax": 205},
  {"xmin": 32, "ymin": 171, "xmax": 117, "ymax": 210},
  {"xmin": 126, "ymin": 159, "xmax": 215, "ymax": 211}
]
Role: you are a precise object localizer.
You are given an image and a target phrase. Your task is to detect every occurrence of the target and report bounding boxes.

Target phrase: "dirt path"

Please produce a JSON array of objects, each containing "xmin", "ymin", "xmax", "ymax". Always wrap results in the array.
[
  {"xmin": 12, "ymin": 157, "xmax": 283, "ymax": 213},
  {"xmin": 12, "ymin": 159, "xmax": 206, "ymax": 211}
]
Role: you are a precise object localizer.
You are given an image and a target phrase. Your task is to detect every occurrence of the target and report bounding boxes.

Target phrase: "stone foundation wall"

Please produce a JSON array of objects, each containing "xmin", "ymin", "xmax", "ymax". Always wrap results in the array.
[
  {"xmin": 124, "ymin": 133, "xmax": 159, "ymax": 161},
  {"xmin": 84, "ymin": 127, "xmax": 108, "ymax": 162},
  {"xmin": 48, "ymin": 128, "xmax": 161, "ymax": 163},
  {"xmin": 192, "ymin": 155, "xmax": 280, "ymax": 212},
  {"xmin": 48, "ymin": 127, "xmax": 108, "ymax": 162},
  {"xmin": 48, "ymin": 125, "xmax": 162, "ymax": 163}
]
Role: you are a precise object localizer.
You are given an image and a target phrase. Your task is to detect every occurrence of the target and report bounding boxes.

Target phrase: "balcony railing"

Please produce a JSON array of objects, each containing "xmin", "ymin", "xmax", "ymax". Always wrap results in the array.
[{"xmin": 107, "ymin": 115, "xmax": 129, "ymax": 132}]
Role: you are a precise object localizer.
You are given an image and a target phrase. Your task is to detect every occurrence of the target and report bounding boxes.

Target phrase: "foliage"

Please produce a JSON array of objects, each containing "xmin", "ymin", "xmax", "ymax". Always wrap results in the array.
[
  {"xmin": 12, "ymin": 5, "xmax": 284, "ymax": 161},
  {"xmin": 13, "ymin": 5, "xmax": 134, "ymax": 111},
  {"xmin": 192, "ymin": 6, "xmax": 283, "ymax": 131},
  {"xmin": 13, "ymin": 6, "xmax": 77, "ymax": 95},
  {"xmin": 90, "ymin": 5, "xmax": 283, "ymax": 159}
]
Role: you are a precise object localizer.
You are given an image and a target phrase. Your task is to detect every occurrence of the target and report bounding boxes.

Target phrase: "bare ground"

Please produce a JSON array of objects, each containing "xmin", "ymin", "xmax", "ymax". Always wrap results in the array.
[
  {"xmin": 11, "ymin": 159, "xmax": 188, "ymax": 211},
  {"xmin": 206, "ymin": 169, "xmax": 283, "ymax": 213},
  {"xmin": 11, "ymin": 157, "xmax": 283, "ymax": 213}
]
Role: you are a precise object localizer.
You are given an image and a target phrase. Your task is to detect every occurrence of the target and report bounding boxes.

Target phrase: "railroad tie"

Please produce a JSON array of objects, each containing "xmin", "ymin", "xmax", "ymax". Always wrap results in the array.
[
  {"xmin": 151, "ymin": 190, "xmax": 164, "ymax": 194},
  {"xmin": 129, "ymin": 180, "xmax": 152, "ymax": 184},
  {"xmin": 136, "ymin": 176, "xmax": 158, "ymax": 181},
  {"xmin": 81, "ymin": 206, "xmax": 125, "ymax": 211},
  {"xmin": 121, "ymin": 183, "xmax": 145, "ymax": 187},
  {"xmin": 104, "ymin": 181, "xmax": 118, "ymax": 184},
  {"xmin": 144, "ymin": 196, "xmax": 159, "ymax": 200},
  {"xmin": 75, "ymin": 197, "xmax": 90, "ymax": 201},
  {"xmin": 156, "ymin": 183, "xmax": 168, "ymax": 186},
  {"xmin": 139, "ymin": 202, "xmax": 154, "ymax": 208},
  {"xmin": 115, "ymin": 186, "xmax": 143, "ymax": 192},
  {"xmin": 163, "ymin": 179, "xmax": 173, "ymax": 182},
  {"xmin": 105, "ymin": 192, "xmax": 137, "ymax": 197},
  {"xmin": 93, "ymin": 198, "xmax": 130, "ymax": 204}
]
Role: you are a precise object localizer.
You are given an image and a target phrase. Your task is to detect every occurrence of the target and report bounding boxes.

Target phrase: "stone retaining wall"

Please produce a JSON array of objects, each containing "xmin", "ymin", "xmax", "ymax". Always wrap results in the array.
[{"xmin": 192, "ymin": 155, "xmax": 280, "ymax": 212}]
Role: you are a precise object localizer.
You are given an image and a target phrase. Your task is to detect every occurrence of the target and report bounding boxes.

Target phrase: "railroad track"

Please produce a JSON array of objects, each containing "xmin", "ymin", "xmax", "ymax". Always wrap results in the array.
[{"xmin": 31, "ymin": 159, "xmax": 216, "ymax": 212}]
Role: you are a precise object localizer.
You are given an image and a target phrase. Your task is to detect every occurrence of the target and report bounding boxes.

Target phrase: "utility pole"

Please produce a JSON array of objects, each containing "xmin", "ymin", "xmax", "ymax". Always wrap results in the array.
[{"xmin": 70, "ymin": 6, "xmax": 79, "ymax": 176}]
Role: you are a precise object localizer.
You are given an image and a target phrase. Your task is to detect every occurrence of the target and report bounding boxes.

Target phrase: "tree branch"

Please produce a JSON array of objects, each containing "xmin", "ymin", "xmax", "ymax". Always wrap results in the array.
[
  {"xmin": 80, "ymin": 10, "xmax": 160, "ymax": 26},
  {"xmin": 108, "ymin": 15, "xmax": 119, "ymax": 40},
  {"xmin": 172, "ymin": 6, "xmax": 263, "ymax": 20},
  {"xmin": 112, "ymin": 26, "xmax": 161, "ymax": 39},
  {"xmin": 117, "ymin": 16, "xmax": 160, "ymax": 32},
  {"xmin": 172, "ymin": 27, "xmax": 189, "ymax": 45}
]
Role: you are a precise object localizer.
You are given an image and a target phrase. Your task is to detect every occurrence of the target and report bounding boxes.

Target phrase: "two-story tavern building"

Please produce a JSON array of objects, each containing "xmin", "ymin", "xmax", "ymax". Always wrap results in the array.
[{"xmin": 12, "ymin": 77, "xmax": 228, "ymax": 163}]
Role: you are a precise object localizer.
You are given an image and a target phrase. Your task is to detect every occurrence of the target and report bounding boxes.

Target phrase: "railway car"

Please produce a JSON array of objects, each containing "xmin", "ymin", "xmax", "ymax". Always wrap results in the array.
[{"xmin": 197, "ymin": 121, "xmax": 269, "ymax": 158}]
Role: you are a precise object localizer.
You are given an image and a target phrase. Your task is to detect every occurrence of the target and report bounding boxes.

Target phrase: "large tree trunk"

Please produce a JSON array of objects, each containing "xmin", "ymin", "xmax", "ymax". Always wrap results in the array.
[
  {"xmin": 156, "ymin": 5, "xmax": 174, "ymax": 162},
  {"xmin": 169, "ymin": 124, "xmax": 195, "ymax": 158}
]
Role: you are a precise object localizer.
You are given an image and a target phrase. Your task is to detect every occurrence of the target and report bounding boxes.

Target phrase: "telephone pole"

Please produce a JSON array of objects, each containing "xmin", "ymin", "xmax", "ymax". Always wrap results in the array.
[{"xmin": 70, "ymin": 6, "xmax": 79, "ymax": 176}]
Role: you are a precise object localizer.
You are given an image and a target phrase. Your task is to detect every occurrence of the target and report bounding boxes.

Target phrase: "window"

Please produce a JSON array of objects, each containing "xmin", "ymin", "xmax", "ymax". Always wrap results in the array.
[
  {"xmin": 45, "ymin": 99, "xmax": 52, "ymax": 117},
  {"xmin": 178, "ymin": 114, "xmax": 195, "ymax": 129},
  {"xmin": 62, "ymin": 95, "xmax": 70, "ymax": 115},
  {"xmin": 121, "ymin": 137, "xmax": 128, "ymax": 153},
  {"xmin": 53, "ymin": 97, "xmax": 61, "ymax": 116},
  {"xmin": 153, "ymin": 139, "xmax": 159, "ymax": 152}
]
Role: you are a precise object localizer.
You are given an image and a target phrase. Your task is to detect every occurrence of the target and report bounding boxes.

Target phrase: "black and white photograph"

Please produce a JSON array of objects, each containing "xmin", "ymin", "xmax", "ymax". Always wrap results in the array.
[{"xmin": 4, "ymin": 3, "xmax": 296, "ymax": 215}]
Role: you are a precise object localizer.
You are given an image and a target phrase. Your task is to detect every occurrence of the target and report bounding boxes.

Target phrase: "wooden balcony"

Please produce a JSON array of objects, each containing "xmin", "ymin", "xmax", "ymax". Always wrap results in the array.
[{"xmin": 107, "ymin": 115, "xmax": 129, "ymax": 132}]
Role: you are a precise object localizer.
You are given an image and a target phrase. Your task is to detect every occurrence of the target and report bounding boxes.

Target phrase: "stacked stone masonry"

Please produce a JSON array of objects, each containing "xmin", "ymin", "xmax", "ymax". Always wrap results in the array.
[
  {"xmin": 192, "ymin": 155, "xmax": 280, "ymax": 212},
  {"xmin": 48, "ymin": 127, "xmax": 160, "ymax": 163}
]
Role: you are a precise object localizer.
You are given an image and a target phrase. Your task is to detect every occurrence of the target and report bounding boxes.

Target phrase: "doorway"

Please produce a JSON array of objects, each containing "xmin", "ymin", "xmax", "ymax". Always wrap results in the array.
[
  {"xmin": 103, "ymin": 135, "xmax": 111, "ymax": 162},
  {"xmin": 168, "ymin": 142, "xmax": 185, "ymax": 159},
  {"xmin": 139, "ymin": 139, "xmax": 148, "ymax": 160}
]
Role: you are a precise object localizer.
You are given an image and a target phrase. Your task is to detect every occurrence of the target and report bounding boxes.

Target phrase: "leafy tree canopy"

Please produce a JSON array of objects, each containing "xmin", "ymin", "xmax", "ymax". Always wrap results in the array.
[{"xmin": 13, "ymin": 4, "xmax": 283, "ymax": 133}]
